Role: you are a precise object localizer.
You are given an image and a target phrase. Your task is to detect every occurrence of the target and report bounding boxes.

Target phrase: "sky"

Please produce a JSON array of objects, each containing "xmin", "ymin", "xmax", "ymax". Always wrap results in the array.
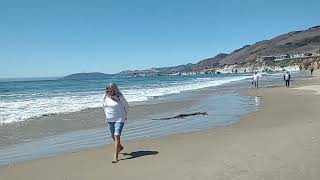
[{"xmin": 0, "ymin": 0, "xmax": 319, "ymax": 78}]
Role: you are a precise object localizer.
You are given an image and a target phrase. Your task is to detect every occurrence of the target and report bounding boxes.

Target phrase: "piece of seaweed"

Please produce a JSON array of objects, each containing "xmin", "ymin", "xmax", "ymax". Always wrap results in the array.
[{"xmin": 152, "ymin": 112, "xmax": 208, "ymax": 120}]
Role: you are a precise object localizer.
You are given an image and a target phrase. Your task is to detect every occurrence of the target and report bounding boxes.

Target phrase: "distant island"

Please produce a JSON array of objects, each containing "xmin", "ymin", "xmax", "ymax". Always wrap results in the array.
[
  {"xmin": 62, "ymin": 25, "xmax": 320, "ymax": 79},
  {"xmin": 60, "ymin": 72, "xmax": 114, "ymax": 80}
]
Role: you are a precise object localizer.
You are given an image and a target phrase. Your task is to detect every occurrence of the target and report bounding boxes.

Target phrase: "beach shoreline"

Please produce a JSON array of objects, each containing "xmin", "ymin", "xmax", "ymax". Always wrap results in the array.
[
  {"xmin": 0, "ymin": 71, "xmax": 306, "ymax": 149},
  {"xmin": 0, "ymin": 73, "xmax": 256, "ymax": 148},
  {"xmin": 0, "ymin": 80, "xmax": 257, "ymax": 165},
  {"xmin": 1, "ymin": 73, "xmax": 320, "ymax": 179}
]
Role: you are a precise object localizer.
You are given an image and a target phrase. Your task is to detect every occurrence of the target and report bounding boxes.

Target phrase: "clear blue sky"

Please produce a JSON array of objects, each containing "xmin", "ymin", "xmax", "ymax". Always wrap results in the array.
[{"xmin": 1, "ymin": 0, "xmax": 319, "ymax": 78}]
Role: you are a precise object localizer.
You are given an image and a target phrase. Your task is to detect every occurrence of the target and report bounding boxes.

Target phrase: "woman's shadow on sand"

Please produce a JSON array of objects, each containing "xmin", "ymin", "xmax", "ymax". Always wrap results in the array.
[{"xmin": 120, "ymin": 150, "xmax": 159, "ymax": 161}]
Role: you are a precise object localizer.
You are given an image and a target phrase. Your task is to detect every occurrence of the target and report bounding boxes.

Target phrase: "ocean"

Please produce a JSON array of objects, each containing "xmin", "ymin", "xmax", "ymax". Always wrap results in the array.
[{"xmin": 0, "ymin": 74, "xmax": 253, "ymax": 124}]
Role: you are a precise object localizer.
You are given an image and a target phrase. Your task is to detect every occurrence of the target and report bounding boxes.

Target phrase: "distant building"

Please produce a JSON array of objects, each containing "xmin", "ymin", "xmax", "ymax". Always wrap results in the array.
[
  {"xmin": 256, "ymin": 53, "xmax": 307, "ymax": 62},
  {"xmin": 256, "ymin": 56, "xmax": 276, "ymax": 62},
  {"xmin": 289, "ymin": 53, "xmax": 305, "ymax": 58},
  {"xmin": 274, "ymin": 54, "xmax": 290, "ymax": 62},
  {"xmin": 304, "ymin": 53, "xmax": 313, "ymax": 57}
]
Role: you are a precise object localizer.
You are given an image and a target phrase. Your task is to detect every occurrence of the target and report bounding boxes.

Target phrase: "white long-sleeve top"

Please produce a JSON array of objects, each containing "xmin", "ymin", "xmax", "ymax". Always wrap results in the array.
[
  {"xmin": 102, "ymin": 95, "xmax": 129, "ymax": 123},
  {"xmin": 253, "ymin": 73, "xmax": 261, "ymax": 82}
]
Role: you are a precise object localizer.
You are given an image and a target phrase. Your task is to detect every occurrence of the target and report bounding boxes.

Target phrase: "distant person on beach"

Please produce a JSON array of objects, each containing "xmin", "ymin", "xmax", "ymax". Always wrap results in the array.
[
  {"xmin": 102, "ymin": 82, "xmax": 129, "ymax": 163},
  {"xmin": 252, "ymin": 72, "xmax": 260, "ymax": 89},
  {"xmin": 310, "ymin": 67, "xmax": 314, "ymax": 76},
  {"xmin": 284, "ymin": 71, "xmax": 291, "ymax": 88}
]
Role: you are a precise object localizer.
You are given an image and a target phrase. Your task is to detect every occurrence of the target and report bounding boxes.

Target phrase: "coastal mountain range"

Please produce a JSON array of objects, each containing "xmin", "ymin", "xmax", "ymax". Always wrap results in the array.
[
  {"xmin": 218, "ymin": 25, "xmax": 320, "ymax": 65},
  {"xmin": 63, "ymin": 25, "xmax": 320, "ymax": 79}
]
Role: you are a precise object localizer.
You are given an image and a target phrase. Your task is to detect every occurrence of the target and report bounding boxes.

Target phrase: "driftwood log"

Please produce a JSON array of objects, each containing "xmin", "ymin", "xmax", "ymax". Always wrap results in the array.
[{"xmin": 152, "ymin": 112, "xmax": 208, "ymax": 120}]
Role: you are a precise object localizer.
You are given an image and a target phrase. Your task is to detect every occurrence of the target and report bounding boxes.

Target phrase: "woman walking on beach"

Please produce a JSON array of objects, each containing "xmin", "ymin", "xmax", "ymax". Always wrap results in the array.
[
  {"xmin": 252, "ymin": 72, "xmax": 260, "ymax": 89},
  {"xmin": 102, "ymin": 83, "xmax": 129, "ymax": 163}
]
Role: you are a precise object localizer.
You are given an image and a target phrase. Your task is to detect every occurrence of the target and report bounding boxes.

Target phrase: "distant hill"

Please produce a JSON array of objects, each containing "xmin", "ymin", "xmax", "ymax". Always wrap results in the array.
[
  {"xmin": 122, "ymin": 25, "xmax": 320, "ymax": 73},
  {"xmin": 153, "ymin": 63, "xmax": 194, "ymax": 72},
  {"xmin": 217, "ymin": 25, "xmax": 320, "ymax": 65},
  {"xmin": 118, "ymin": 69, "xmax": 160, "ymax": 76},
  {"xmin": 118, "ymin": 63, "xmax": 194, "ymax": 76},
  {"xmin": 60, "ymin": 72, "xmax": 113, "ymax": 80},
  {"xmin": 192, "ymin": 53, "xmax": 229, "ymax": 70}
]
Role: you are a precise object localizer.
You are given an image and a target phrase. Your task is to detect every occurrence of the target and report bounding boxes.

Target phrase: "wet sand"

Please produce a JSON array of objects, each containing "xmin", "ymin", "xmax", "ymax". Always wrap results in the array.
[
  {"xmin": 0, "ymin": 98, "xmax": 197, "ymax": 147},
  {"xmin": 1, "ymin": 76, "xmax": 320, "ymax": 179}
]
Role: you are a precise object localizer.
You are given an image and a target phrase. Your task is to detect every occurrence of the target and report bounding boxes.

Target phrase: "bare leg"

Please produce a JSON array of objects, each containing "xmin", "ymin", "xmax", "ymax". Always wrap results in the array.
[
  {"xmin": 111, "ymin": 135, "xmax": 123, "ymax": 153},
  {"xmin": 255, "ymin": 82, "xmax": 259, "ymax": 89},
  {"xmin": 113, "ymin": 135, "xmax": 121, "ymax": 162}
]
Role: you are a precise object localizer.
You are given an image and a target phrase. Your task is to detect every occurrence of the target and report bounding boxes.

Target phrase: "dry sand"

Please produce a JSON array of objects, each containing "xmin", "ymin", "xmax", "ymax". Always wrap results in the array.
[
  {"xmin": 295, "ymin": 85, "xmax": 320, "ymax": 94},
  {"xmin": 1, "ymin": 78, "xmax": 320, "ymax": 180}
]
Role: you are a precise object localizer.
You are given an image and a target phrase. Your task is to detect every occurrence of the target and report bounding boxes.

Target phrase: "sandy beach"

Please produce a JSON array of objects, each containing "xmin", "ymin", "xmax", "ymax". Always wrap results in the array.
[
  {"xmin": 1, "ymin": 1, "xmax": 320, "ymax": 179},
  {"xmin": 1, "ymin": 76, "xmax": 320, "ymax": 180}
]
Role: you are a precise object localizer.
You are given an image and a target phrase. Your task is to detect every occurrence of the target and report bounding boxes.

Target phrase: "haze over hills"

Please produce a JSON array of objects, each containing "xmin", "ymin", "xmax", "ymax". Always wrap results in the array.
[{"xmin": 63, "ymin": 25, "xmax": 320, "ymax": 79}]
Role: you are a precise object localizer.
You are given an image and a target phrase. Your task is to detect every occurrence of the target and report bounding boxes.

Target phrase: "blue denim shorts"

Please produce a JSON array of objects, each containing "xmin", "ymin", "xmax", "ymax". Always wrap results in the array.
[{"xmin": 108, "ymin": 122, "xmax": 125, "ymax": 136}]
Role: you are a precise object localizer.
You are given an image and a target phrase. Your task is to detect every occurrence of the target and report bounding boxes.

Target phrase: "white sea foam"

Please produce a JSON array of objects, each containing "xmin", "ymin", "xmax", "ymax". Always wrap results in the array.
[{"xmin": 0, "ymin": 75, "xmax": 250, "ymax": 124}]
